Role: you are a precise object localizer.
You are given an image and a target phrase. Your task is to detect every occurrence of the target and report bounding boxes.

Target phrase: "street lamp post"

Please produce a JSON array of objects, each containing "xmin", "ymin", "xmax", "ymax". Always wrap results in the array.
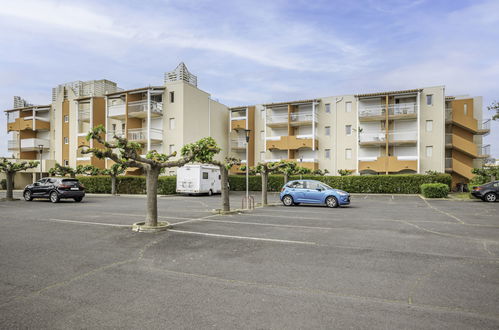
[
  {"xmin": 300, "ymin": 156, "xmax": 303, "ymax": 179},
  {"xmin": 244, "ymin": 129, "xmax": 251, "ymax": 202},
  {"xmin": 38, "ymin": 144, "xmax": 44, "ymax": 180}
]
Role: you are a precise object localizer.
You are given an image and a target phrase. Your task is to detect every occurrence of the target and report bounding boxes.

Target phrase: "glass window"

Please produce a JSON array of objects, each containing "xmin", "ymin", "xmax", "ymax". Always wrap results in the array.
[
  {"xmin": 426, "ymin": 146, "xmax": 433, "ymax": 157},
  {"xmin": 64, "ymin": 137, "xmax": 68, "ymax": 144},
  {"xmin": 345, "ymin": 125, "xmax": 352, "ymax": 135},
  {"xmin": 463, "ymin": 104, "xmax": 468, "ymax": 115},
  {"xmin": 287, "ymin": 181, "xmax": 305, "ymax": 189},
  {"xmin": 345, "ymin": 148, "xmax": 352, "ymax": 159},
  {"xmin": 64, "ymin": 115, "xmax": 69, "ymax": 123},
  {"xmin": 325, "ymin": 126, "xmax": 331, "ymax": 136},
  {"xmin": 306, "ymin": 181, "xmax": 323, "ymax": 190},
  {"xmin": 325, "ymin": 149, "xmax": 331, "ymax": 159},
  {"xmin": 345, "ymin": 102, "xmax": 352, "ymax": 112},
  {"xmin": 202, "ymin": 172, "xmax": 209, "ymax": 179},
  {"xmin": 64, "ymin": 160, "xmax": 69, "ymax": 166},
  {"xmin": 426, "ymin": 95, "xmax": 433, "ymax": 105},
  {"xmin": 169, "ymin": 91, "xmax": 174, "ymax": 103},
  {"xmin": 169, "ymin": 144, "xmax": 175, "ymax": 154},
  {"xmin": 325, "ymin": 103, "xmax": 331, "ymax": 113},
  {"xmin": 426, "ymin": 120, "xmax": 433, "ymax": 132}
]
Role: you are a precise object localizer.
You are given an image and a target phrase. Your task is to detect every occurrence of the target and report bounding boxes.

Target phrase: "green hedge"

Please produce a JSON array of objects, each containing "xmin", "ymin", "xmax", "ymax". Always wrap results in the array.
[
  {"xmin": 228, "ymin": 174, "xmax": 451, "ymax": 194},
  {"xmin": 76, "ymin": 176, "xmax": 177, "ymax": 195},
  {"xmin": 420, "ymin": 183, "xmax": 449, "ymax": 198},
  {"xmin": 76, "ymin": 173, "xmax": 451, "ymax": 195}
]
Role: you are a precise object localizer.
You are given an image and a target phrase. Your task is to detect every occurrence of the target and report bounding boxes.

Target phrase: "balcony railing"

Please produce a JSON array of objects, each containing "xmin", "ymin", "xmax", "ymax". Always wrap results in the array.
[
  {"xmin": 78, "ymin": 110, "xmax": 90, "ymax": 121},
  {"xmin": 478, "ymin": 144, "xmax": 491, "ymax": 156},
  {"xmin": 108, "ymin": 103, "xmax": 126, "ymax": 117},
  {"xmin": 8, "ymin": 140, "xmax": 18, "ymax": 150},
  {"xmin": 127, "ymin": 128, "xmax": 163, "ymax": 142},
  {"xmin": 266, "ymin": 114, "xmax": 288, "ymax": 124},
  {"xmin": 290, "ymin": 111, "xmax": 317, "ymax": 123},
  {"xmin": 107, "ymin": 131, "xmax": 125, "ymax": 140},
  {"xmin": 128, "ymin": 100, "xmax": 163, "ymax": 115},
  {"xmin": 359, "ymin": 131, "xmax": 386, "ymax": 143},
  {"xmin": 231, "ymin": 138, "xmax": 247, "ymax": 149},
  {"xmin": 388, "ymin": 131, "xmax": 417, "ymax": 141},
  {"xmin": 20, "ymin": 138, "xmax": 50, "ymax": 150},
  {"xmin": 360, "ymin": 103, "xmax": 417, "ymax": 117},
  {"xmin": 445, "ymin": 108, "xmax": 452, "ymax": 121},
  {"xmin": 480, "ymin": 119, "xmax": 491, "ymax": 130}
]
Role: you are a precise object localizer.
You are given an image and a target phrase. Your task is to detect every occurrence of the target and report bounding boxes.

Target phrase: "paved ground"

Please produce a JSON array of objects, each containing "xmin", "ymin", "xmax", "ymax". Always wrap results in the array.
[{"xmin": 0, "ymin": 191, "xmax": 498, "ymax": 329}]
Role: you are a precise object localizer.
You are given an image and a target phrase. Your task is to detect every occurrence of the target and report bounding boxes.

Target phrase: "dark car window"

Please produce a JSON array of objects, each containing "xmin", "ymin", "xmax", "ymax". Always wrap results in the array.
[
  {"xmin": 307, "ymin": 182, "xmax": 324, "ymax": 190},
  {"xmin": 38, "ymin": 178, "xmax": 48, "ymax": 184},
  {"xmin": 49, "ymin": 178, "xmax": 57, "ymax": 183}
]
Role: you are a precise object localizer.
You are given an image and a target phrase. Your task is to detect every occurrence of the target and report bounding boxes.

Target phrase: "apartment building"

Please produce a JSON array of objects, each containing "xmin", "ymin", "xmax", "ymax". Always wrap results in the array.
[
  {"xmin": 228, "ymin": 86, "xmax": 490, "ymax": 188},
  {"xmin": 5, "ymin": 70, "xmax": 491, "ymax": 190},
  {"xmin": 5, "ymin": 63, "xmax": 229, "ymax": 185}
]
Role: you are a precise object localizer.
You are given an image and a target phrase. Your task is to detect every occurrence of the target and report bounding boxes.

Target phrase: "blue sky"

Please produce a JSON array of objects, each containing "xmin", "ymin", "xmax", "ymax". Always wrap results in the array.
[{"xmin": 0, "ymin": 0, "xmax": 498, "ymax": 157}]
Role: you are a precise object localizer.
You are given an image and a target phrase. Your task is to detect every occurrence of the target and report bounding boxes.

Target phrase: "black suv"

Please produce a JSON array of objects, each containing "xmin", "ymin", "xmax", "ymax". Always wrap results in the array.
[
  {"xmin": 471, "ymin": 181, "xmax": 499, "ymax": 202},
  {"xmin": 24, "ymin": 177, "xmax": 85, "ymax": 203}
]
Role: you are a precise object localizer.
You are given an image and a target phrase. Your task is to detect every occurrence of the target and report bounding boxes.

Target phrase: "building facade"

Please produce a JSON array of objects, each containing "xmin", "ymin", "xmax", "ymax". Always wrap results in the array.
[{"xmin": 5, "ymin": 66, "xmax": 491, "ymax": 189}]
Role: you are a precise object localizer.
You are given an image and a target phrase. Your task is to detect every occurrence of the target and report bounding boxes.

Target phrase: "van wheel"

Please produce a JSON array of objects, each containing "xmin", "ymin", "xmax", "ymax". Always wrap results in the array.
[
  {"xmin": 282, "ymin": 195, "xmax": 294, "ymax": 206},
  {"xmin": 208, "ymin": 189, "xmax": 213, "ymax": 196},
  {"xmin": 484, "ymin": 193, "xmax": 497, "ymax": 202},
  {"xmin": 24, "ymin": 190, "xmax": 33, "ymax": 201},
  {"xmin": 326, "ymin": 196, "xmax": 338, "ymax": 208},
  {"xmin": 50, "ymin": 191, "xmax": 60, "ymax": 203}
]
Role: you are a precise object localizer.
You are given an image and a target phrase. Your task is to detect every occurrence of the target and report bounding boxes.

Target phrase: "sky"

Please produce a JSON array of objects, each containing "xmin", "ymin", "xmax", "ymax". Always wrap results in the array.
[{"xmin": 0, "ymin": 0, "xmax": 498, "ymax": 158}]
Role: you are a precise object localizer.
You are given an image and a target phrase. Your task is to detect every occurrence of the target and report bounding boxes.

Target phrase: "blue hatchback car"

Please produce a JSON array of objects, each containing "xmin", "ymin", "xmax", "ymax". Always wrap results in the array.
[{"xmin": 280, "ymin": 180, "xmax": 350, "ymax": 208}]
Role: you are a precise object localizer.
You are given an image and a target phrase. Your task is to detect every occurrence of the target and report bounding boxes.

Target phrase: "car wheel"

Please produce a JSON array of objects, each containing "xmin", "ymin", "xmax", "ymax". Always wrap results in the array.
[
  {"xmin": 282, "ymin": 195, "xmax": 294, "ymax": 206},
  {"xmin": 24, "ymin": 190, "xmax": 33, "ymax": 201},
  {"xmin": 326, "ymin": 196, "xmax": 338, "ymax": 208},
  {"xmin": 74, "ymin": 197, "xmax": 83, "ymax": 202},
  {"xmin": 208, "ymin": 189, "xmax": 213, "ymax": 196},
  {"xmin": 50, "ymin": 191, "xmax": 60, "ymax": 203},
  {"xmin": 484, "ymin": 192, "xmax": 497, "ymax": 202}
]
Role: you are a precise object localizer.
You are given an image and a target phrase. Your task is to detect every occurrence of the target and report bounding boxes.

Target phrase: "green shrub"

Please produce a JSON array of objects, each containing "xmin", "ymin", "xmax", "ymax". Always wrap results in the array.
[
  {"xmin": 420, "ymin": 183, "xmax": 449, "ymax": 198},
  {"xmin": 77, "ymin": 175, "xmax": 177, "ymax": 195},
  {"xmin": 229, "ymin": 173, "xmax": 451, "ymax": 194}
]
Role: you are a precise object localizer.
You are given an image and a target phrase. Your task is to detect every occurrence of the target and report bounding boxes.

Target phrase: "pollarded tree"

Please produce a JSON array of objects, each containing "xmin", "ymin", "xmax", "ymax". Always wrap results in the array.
[
  {"xmin": 277, "ymin": 161, "xmax": 312, "ymax": 184},
  {"xmin": 0, "ymin": 158, "xmax": 39, "ymax": 200},
  {"xmin": 77, "ymin": 164, "xmax": 102, "ymax": 176},
  {"xmin": 337, "ymin": 169, "xmax": 353, "ymax": 176},
  {"xmin": 48, "ymin": 163, "xmax": 77, "ymax": 178},
  {"xmin": 81, "ymin": 125, "xmax": 220, "ymax": 227},
  {"xmin": 100, "ymin": 163, "xmax": 127, "ymax": 195},
  {"xmin": 254, "ymin": 161, "xmax": 288, "ymax": 206},
  {"xmin": 203, "ymin": 157, "xmax": 240, "ymax": 212}
]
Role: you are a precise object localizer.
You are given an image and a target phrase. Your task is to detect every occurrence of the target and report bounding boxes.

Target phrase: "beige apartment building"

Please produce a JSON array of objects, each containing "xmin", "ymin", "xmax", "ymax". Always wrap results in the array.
[{"xmin": 5, "ymin": 66, "xmax": 491, "ymax": 189}]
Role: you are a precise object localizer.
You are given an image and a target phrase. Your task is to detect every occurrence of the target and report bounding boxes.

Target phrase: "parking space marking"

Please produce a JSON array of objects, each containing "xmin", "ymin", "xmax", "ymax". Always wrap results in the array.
[
  {"xmin": 169, "ymin": 229, "xmax": 316, "ymax": 245},
  {"xmin": 420, "ymin": 197, "xmax": 466, "ymax": 224},
  {"xmin": 176, "ymin": 218, "xmax": 340, "ymax": 231},
  {"xmin": 48, "ymin": 218, "xmax": 131, "ymax": 227}
]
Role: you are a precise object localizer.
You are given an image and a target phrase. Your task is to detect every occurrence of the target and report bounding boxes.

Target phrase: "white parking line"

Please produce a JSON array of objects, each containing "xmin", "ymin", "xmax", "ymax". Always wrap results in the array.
[
  {"xmin": 173, "ymin": 218, "xmax": 338, "ymax": 231},
  {"xmin": 48, "ymin": 218, "xmax": 131, "ymax": 227},
  {"xmin": 169, "ymin": 229, "xmax": 316, "ymax": 245}
]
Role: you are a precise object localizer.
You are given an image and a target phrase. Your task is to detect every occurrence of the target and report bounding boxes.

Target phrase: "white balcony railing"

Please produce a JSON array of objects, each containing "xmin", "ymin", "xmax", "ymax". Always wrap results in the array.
[
  {"xmin": 478, "ymin": 144, "xmax": 491, "ymax": 156},
  {"xmin": 360, "ymin": 103, "xmax": 417, "ymax": 117},
  {"xmin": 20, "ymin": 138, "xmax": 50, "ymax": 150},
  {"xmin": 388, "ymin": 131, "xmax": 417, "ymax": 141},
  {"xmin": 359, "ymin": 132, "xmax": 386, "ymax": 143},
  {"xmin": 396, "ymin": 155, "xmax": 418, "ymax": 161},
  {"xmin": 296, "ymin": 134, "xmax": 314, "ymax": 139},
  {"xmin": 295, "ymin": 158, "xmax": 318, "ymax": 163},
  {"xmin": 8, "ymin": 140, "xmax": 18, "ymax": 150},
  {"xmin": 265, "ymin": 136, "xmax": 282, "ymax": 141},
  {"xmin": 480, "ymin": 119, "xmax": 491, "ymax": 130},
  {"xmin": 108, "ymin": 104, "xmax": 126, "ymax": 117},
  {"xmin": 231, "ymin": 138, "xmax": 247, "ymax": 148},
  {"xmin": 128, "ymin": 100, "xmax": 163, "ymax": 115},
  {"xmin": 266, "ymin": 113, "xmax": 288, "ymax": 124},
  {"xmin": 78, "ymin": 110, "xmax": 90, "ymax": 121},
  {"xmin": 290, "ymin": 111, "xmax": 318, "ymax": 123},
  {"xmin": 127, "ymin": 128, "xmax": 163, "ymax": 141}
]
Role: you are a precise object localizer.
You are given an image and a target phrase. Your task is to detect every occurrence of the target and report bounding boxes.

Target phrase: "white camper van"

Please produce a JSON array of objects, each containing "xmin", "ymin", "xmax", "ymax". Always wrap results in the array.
[{"xmin": 176, "ymin": 164, "xmax": 221, "ymax": 195}]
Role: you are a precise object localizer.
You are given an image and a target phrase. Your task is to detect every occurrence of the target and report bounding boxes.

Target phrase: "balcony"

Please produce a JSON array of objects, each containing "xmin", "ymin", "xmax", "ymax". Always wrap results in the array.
[
  {"xmin": 8, "ymin": 140, "xmax": 19, "ymax": 150},
  {"xmin": 388, "ymin": 131, "xmax": 417, "ymax": 145},
  {"xmin": 128, "ymin": 128, "xmax": 163, "ymax": 143},
  {"xmin": 7, "ymin": 117, "xmax": 50, "ymax": 132},
  {"xmin": 359, "ymin": 103, "xmax": 417, "ymax": 121},
  {"xmin": 290, "ymin": 111, "xmax": 317, "ymax": 126},
  {"xmin": 478, "ymin": 144, "xmax": 491, "ymax": 158},
  {"xmin": 20, "ymin": 138, "xmax": 50, "ymax": 151},
  {"xmin": 264, "ymin": 158, "xmax": 319, "ymax": 171},
  {"xmin": 446, "ymin": 133, "xmax": 486, "ymax": 158},
  {"xmin": 359, "ymin": 131, "xmax": 386, "ymax": 145},
  {"xmin": 78, "ymin": 110, "xmax": 90, "ymax": 122},
  {"xmin": 107, "ymin": 130, "xmax": 126, "ymax": 141},
  {"xmin": 445, "ymin": 156, "xmax": 473, "ymax": 179},
  {"xmin": 231, "ymin": 119, "xmax": 246, "ymax": 131},
  {"xmin": 359, "ymin": 156, "xmax": 417, "ymax": 173},
  {"xmin": 230, "ymin": 138, "xmax": 247, "ymax": 150},
  {"xmin": 266, "ymin": 113, "xmax": 288, "ymax": 127},
  {"xmin": 108, "ymin": 103, "xmax": 126, "ymax": 119},
  {"xmin": 478, "ymin": 119, "xmax": 491, "ymax": 135},
  {"xmin": 266, "ymin": 135, "xmax": 317, "ymax": 150},
  {"xmin": 128, "ymin": 100, "xmax": 163, "ymax": 118}
]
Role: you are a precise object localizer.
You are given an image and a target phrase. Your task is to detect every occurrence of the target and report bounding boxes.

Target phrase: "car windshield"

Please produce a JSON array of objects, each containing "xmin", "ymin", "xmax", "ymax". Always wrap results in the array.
[{"xmin": 321, "ymin": 183, "xmax": 333, "ymax": 190}]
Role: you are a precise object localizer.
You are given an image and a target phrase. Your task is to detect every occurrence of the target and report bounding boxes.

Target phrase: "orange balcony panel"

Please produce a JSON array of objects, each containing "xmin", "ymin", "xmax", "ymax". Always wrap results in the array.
[
  {"xmin": 450, "ymin": 156, "xmax": 473, "ymax": 180},
  {"xmin": 298, "ymin": 161, "xmax": 319, "ymax": 171},
  {"xmin": 450, "ymin": 134, "xmax": 478, "ymax": 158},
  {"xmin": 266, "ymin": 136, "xmax": 318, "ymax": 150},
  {"xmin": 359, "ymin": 156, "xmax": 417, "ymax": 173},
  {"xmin": 231, "ymin": 119, "xmax": 246, "ymax": 131},
  {"xmin": 7, "ymin": 118, "xmax": 50, "ymax": 132}
]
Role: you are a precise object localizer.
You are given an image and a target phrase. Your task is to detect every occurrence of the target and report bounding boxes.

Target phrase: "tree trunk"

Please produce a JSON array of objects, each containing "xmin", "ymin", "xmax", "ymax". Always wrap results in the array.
[
  {"xmin": 220, "ymin": 165, "xmax": 230, "ymax": 212},
  {"xmin": 284, "ymin": 173, "xmax": 289, "ymax": 185},
  {"xmin": 111, "ymin": 175, "xmax": 117, "ymax": 195},
  {"xmin": 70, "ymin": 173, "xmax": 76, "ymax": 178},
  {"xmin": 145, "ymin": 166, "xmax": 160, "ymax": 227},
  {"xmin": 5, "ymin": 172, "xmax": 14, "ymax": 200},
  {"xmin": 261, "ymin": 171, "xmax": 268, "ymax": 206}
]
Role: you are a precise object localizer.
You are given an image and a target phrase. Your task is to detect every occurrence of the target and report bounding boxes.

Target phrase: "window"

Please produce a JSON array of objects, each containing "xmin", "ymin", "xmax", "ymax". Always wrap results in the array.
[
  {"xmin": 122, "ymin": 123, "xmax": 126, "ymax": 131},
  {"xmin": 260, "ymin": 151, "xmax": 265, "ymax": 161},
  {"xmin": 287, "ymin": 181, "xmax": 305, "ymax": 189},
  {"xmin": 112, "ymin": 124, "xmax": 116, "ymax": 132},
  {"xmin": 260, "ymin": 109, "xmax": 265, "ymax": 119},
  {"xmin": 426, "ymin": 120, "xmax": 433, "ymax": 132},
  {"xmin": 169, "ymin": 118, "xmax": 175, "ymax": 130},
  {"xmin": 202, "ymin": 172, "xmax": 209, "ymax": 180},
  {"xmin": 426, "ymin": 95, "xmax": 433, "ymax": 105},
  {"xmin": 463, "ymin": 104, "xmax": 468, "ymax": 115},
  {"xmin": 345, "ymin": 102, "xmax": 352, "ymax": 113},
  {"xmin": 260, "ymin": 130, "xmax": 264, "ymax": 140},
  {"xmin": 64, "ymin": 137, "xmax": 68, "ymax": 144},
  {"xmin": 64, "ymin": 160, "xmax": 69, "ymax": 166},
  {"xmin": 426, "ymin": 146, "xmax": 433, "ymax": 157},
  {"xmin": 169, "ymin": 91, "xmax": 175, "ymax": 103},
  {"xmin": 169, "ymin": 144, "xmax": 175, "ymax": 154},
  {"xmin": 345, "ymin": 125, "xmax": 352, "ymax": 136},
  {"xmin": 345, "ymin": 148, "xmax": 352, "ymax": 159},
  {"xmin": 325, "ymin": 149, "xmax": 331, "ymax": 159},
  {"xmin": 64, "ymin": 115, "xmax": 69, "ymax": 123},
  {"xmin": 325, "ymin": 103, "xmax": 331, "ymax": 113},
  {"xmin": 325, "ymin": 126, "xmax": 331, "ymax": 136}
]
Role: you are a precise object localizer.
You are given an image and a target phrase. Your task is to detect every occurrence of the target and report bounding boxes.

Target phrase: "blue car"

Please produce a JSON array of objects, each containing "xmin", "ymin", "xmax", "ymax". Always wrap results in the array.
[{"xmin": 280, "ymin": 180, "xmax": 350, "ymax": 208}]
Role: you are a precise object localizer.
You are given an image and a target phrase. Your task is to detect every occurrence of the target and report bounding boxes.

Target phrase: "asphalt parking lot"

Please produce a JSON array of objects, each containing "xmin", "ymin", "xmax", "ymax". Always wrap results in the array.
[{"xmin": 0, "ymin": 192, "xmax": 498, "ymax": 329}]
